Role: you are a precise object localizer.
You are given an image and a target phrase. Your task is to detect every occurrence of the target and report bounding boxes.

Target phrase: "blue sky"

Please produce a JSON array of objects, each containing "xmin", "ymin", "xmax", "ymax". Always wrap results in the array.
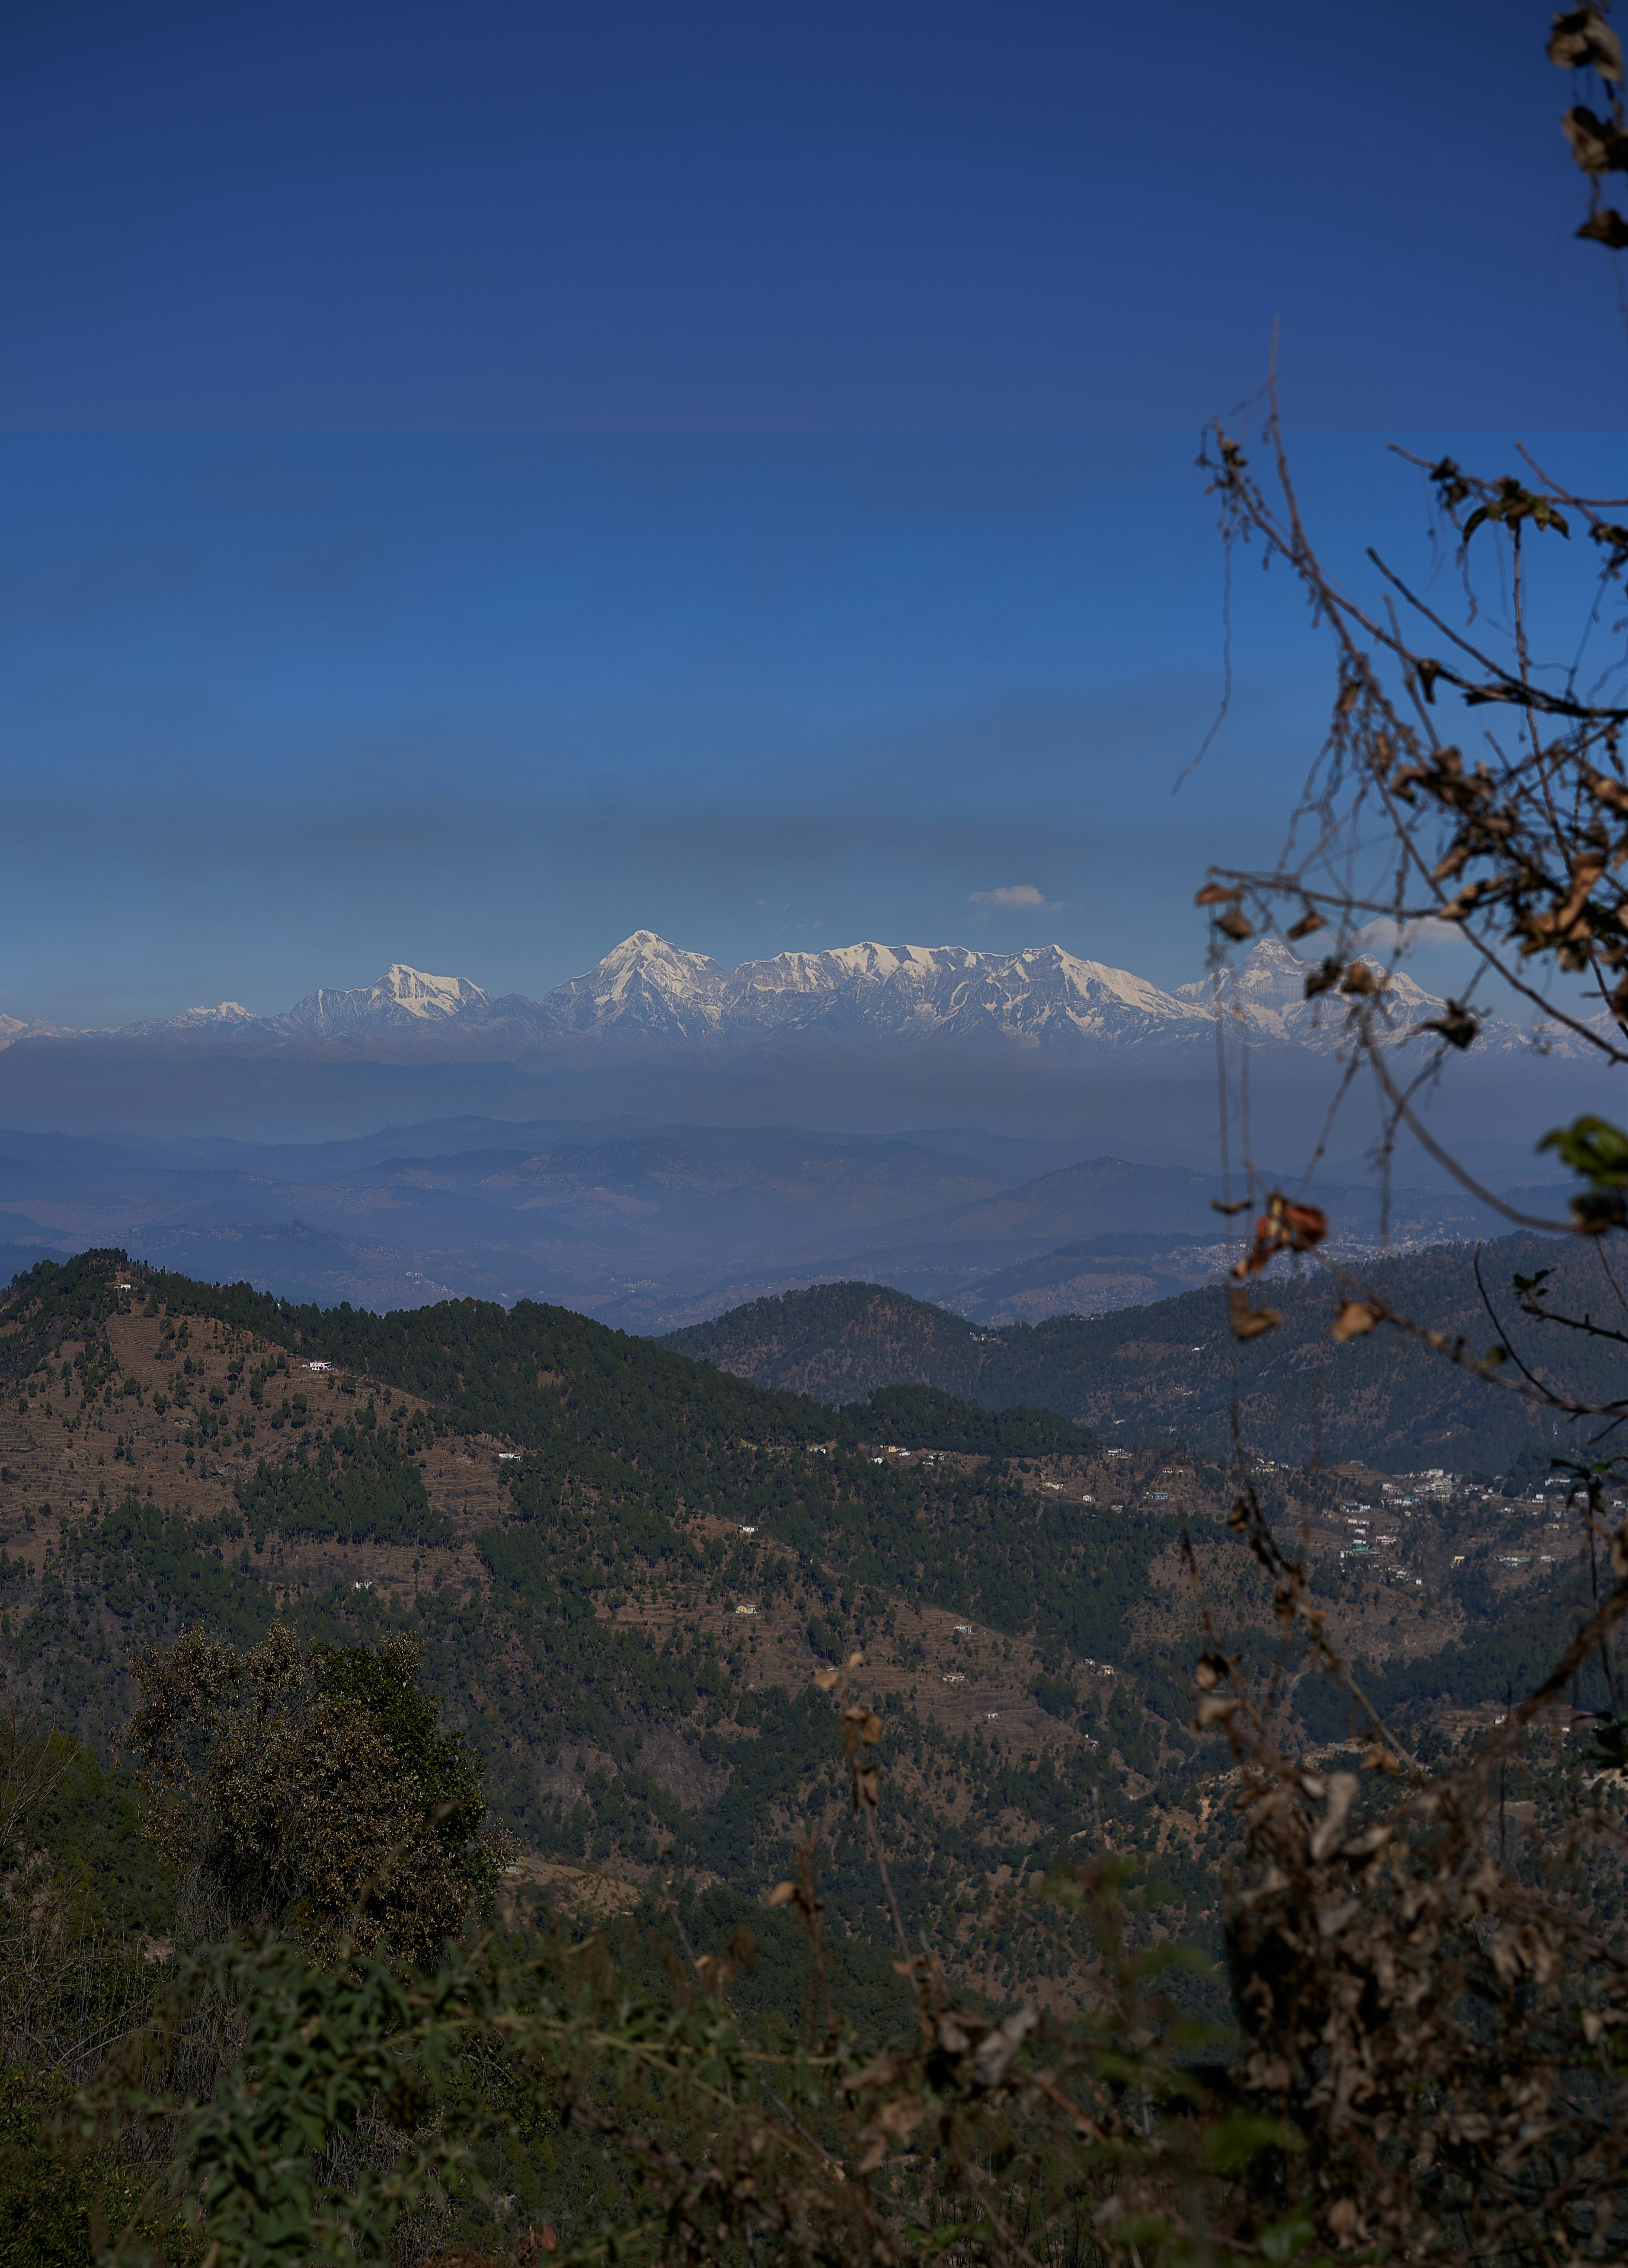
[{"xmin": 2, "ymin": 0, "xmax": 1625, "ymax": 1025}]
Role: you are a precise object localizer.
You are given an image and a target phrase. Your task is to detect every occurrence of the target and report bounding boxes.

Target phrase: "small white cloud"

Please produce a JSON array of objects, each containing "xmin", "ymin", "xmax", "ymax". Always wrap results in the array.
[
  {"xmin": 970, "ymin": 883, "xmax": 1047, "ymax": 908},
  {"xmin": 1358, "ymin": 915, "xmax": 1470, "ymax": 952}
]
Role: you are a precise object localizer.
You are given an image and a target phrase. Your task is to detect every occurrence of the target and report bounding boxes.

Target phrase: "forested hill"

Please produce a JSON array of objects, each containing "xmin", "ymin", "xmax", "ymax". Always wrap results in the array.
[
  {"xmin": 0, "ymin": 1249, "xmax": 1139, "ymax": 1979},
  {"xmin": 54, "ymin": 1259, "xmax": 1090, "ymax": 1466},
  {"xmin": 0, "ymin": 1246, "xmax": 1614, "ymax": 2005},
  {"xmin": 134, "ymin": 1262, "xmax": 843, "ymax": 1472},
  {"xmin": 662, "ymin": 1282, "xmax": 995, "ymax": 1403},
  {"xmin": 661, "ymin": 1236, "xmax": 1613, "ymax": 1474}
]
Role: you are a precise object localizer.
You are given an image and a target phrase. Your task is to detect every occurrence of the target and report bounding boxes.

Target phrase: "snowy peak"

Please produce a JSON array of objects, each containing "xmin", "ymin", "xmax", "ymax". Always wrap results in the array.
[
  {"xmin": 80, "ymin": 998, "xmax": 262, "ymax": 1043},
  {"xmin": 588, "ymin": 932, "xmax": 730, "ymax": 1000},
  {"xmin": 1043, "ymin": 949, "xmax": 1204, "ymax": 1019},
  {"xmin": 708, "ymin": 939, "xmax": 1208, "ymax": 1049},
  {"xmin": 0, "ymin": 1012, "xmax": 75, "ymax": 1053},
  {"xmin": 176, "ymin": 1000, "xmax": 256, "ymax": 1025},
  {"xmin": 1, "ymin": 929, "xmax": 1582, "ymax": 1065},
  {"xmin": 730, "ymin": 942, "xmax": 979, "ymax": 1011},
  {"xmin": 1176, "ymin": 936, "xmax": 1306, "ymax": 1013},
  {"xmin": 543, "ymin": 932, "xmax": 731, "ymax": 1041},
  {"xmin": 280, "ymin": 965, "xmax": 492, "ymax": 1038},
  {"xmin": 1176, "ymin": 939, "xmax": 1452, "ymax": 1046},
  {"xmin": 373, "ymin": 964, "xmax": 491, "ymax": 1020},
  {"xmin": 505, "ymin": 932, "xmax": 1212, "ymax": 1053}
]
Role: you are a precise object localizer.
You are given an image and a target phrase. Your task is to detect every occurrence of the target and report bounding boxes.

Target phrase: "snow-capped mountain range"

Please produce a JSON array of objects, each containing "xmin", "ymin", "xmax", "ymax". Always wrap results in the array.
[{"xmin": 0, "ymin": 933, "xmax": 1587, "ymax": 1066}]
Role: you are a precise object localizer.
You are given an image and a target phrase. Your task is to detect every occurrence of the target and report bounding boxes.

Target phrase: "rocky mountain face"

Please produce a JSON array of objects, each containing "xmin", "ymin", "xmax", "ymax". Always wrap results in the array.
[
  {"xmin": 0, "ymin": 1013, "xmax": 76, "ymax": 1045},
  {"xmin": 0, "ymin": 933, "xmax": 1575, "ymax": 1067},
  {"xmin": 278, "ymin": 963, "xmax": 496, "ymax": 1039}
]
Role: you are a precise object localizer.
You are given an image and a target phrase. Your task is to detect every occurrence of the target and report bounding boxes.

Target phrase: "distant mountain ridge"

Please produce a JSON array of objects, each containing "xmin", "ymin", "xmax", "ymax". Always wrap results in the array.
[
  {"xmin": 662, "ymin": 1282, "xmax": 995, "ymax": 1403},
  {"xmin": 0, "ymin": 933, "xmax": 1584, "ymax": 1067},
  {"xmin": 658, "ymin": 1243, "xmax": 1606, "ymax": 1473},
  {"xmin": 0, "ymin": 1102, "xmax": 1552, "ymax": 1338}
]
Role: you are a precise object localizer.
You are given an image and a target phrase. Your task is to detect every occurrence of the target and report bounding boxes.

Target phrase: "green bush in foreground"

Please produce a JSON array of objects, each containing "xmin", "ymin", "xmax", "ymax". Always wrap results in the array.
[{"xmin": 0, "ymin": 2066, "xmax": 183, "ymax": 2268}]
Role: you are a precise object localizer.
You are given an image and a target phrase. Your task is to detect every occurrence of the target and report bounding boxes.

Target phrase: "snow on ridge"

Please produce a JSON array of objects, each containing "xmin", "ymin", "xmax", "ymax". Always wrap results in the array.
[
  {"xmin": 563, "ymin": 932, "xmax": 728, "ymax": 996},
  {"xmin": 176, "ymin": 1001, "xmax": 256, "ymax": 1024},
  {"xmin": 277, "ymin": 964, "xmax": 494, "ymax": 1038},
  {"xmin": 544, "ymin": 932, "xmax": 730, "ymax": 1041},
  {"xmin": 13, "ymin": 930, "xmax": 1606, "ymax": 1064},
  {"xmin": 374, "ymin": 964, "xmax": 489, "ymax": 1020},
  {"xmin": 1174, "ymin": 939, "xmax": 1436, "ymax": 1019},
  {"xmin": 1171, "ymin": 940, "xmax": 1596, "ymax": 1057},
  {"xmin": 0, "ymin": 1012, "xmax": 78, "ymax": 1052},
  {"xmin": 544, "ymin": 931, "xmax": 1214, "ymax": 1048}
]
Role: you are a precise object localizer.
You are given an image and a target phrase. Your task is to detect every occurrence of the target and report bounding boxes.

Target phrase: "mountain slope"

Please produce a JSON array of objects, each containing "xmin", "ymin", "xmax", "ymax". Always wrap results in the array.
[
  {"xmin": 0, "ymin": 1251, "xmax": 1192, "ymax": 1959},
  {"xmin": 662, "ymin": 1236, "xmax": 1624, "ymax": 1475},
  {"xmin": 0, "ymin": 1248, "xmax": 1612, "ymax": 2000},
  {"xmin": 662, "ymin": 1282, "xmax": 994, "ymax": 1402},
  {"xmin": 866, "ymin": 1156, "xmax": 1223, "ymax": 1247},
  {"xmin": 278, "ymin": 964, "xmax": 497, "ymax": 1038}
]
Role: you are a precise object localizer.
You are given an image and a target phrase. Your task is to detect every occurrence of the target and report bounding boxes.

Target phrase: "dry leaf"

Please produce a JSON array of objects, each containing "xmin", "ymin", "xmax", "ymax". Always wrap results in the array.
[
  {"xmin": 1331, "ymin": 1300, "xmax": 1381, "ymax": 1343},
  {"xmin": 1420, "ymin": 1000, "xmax": 1479, "ymax": 1051},
  {"xmin": 812, "ymin": 1667, "xmax": 841, "ymax": 1692},
  {"xmin": 1194, "ymin": 882, "xmax": 1241, "ymax": 907},
  {"xmin": 1216, "ymin": 907, "xmax": 1255, "ymax": 941},
  {"xmin": 1236, "ymin": 1194, "xmax": 1328, "ymax": 1277},
  {"xmin": 875, "ymin": 2093, "xmax": 925, "ymax": 2139},
  {"xmin": 1233, "ymin": 1288, "xmax": 1288, "ymax": 1333},
  {"xmin": 1286, "ymin": 907, "xmax": 1327, "ymax": 939},
  {"xmin": 972, "ymin": 2006, "xmax": 1039, "ymax": 2088},
  {"xmin": 1578, "ymin": 205, "xmax": 1628, "ymax": 245},
  {"xmin": 1228, "ymin": 1288, "xmax": 1282, "ymax": 1340},
  {"xmin": 1562, "ymin": 102, "xmax": 1628, "ymax": 171},
  {"xmin": 1309, "ymin": 1772, "xmax": 1359, "ymax": 1862},
  {"xmin": 1550, "ymin": 7, "xmax": 1624, "ymax": 78},
  {"xmin": 694, "ymin": 1952, "xmax": 734, "ymax": 1993},
  {"xmin": 766, "ymin": 1881, "xmax": 798, "ymax": 1907},
  {"xmin": 1282, "ymin": 1198, "xmax": 1327, "ymax": 1247}
]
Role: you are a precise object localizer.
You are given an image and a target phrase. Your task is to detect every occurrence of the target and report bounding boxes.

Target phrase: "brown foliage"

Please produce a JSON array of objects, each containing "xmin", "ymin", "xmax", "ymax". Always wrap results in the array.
[
  {"xmin": 1212, "ymin": 1640, "xmax": 1628, "ymax": 2261},
  {"xmin": 127, "ymin": 1623, "xmax": 505, "ymax": 1965}
]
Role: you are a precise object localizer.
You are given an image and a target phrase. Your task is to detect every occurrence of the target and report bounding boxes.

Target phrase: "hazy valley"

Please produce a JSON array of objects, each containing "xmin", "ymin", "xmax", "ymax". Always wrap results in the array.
[
  {"xmin": 0, "ymin": 1112, "xmax": 1577, "ymax": 1334},
  {"xmin": 0, "ymin": 930, "xmax": 1589, "ymax": 1329}
]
